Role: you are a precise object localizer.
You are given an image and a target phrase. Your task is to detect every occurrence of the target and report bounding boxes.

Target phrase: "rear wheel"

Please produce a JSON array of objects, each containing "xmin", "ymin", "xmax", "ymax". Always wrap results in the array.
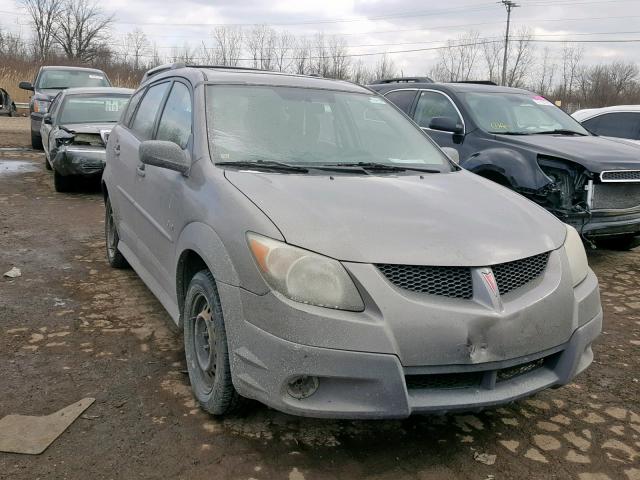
[
  {"xmin": 184, "ymin": 270, "xmax": 244, "ymax": 416},
  {"xmin": 31, "ymin": 131, "xmax": 43, "ymax": 150},
  {"xmin": 53, "ymin": 170, "xmax": 73, "ymax": 192},
  {"xmin": 105, "ymin": 196, "xmax": 129, "ymax": 268},
  {"xmin": 596, "ymin": 234, "xmax": 639, "ymax": 251},
  {"xmin": 9, "ymin": 104, "xmax": 16, "ymax": 117}
]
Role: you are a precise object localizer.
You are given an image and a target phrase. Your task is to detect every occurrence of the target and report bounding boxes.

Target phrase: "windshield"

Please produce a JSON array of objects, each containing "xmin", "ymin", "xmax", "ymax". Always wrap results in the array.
[
  {"xmin": 205, "ymin": 85, "xmax": 453, "ymax": 171},
  {"xmin": 462, "ymin": 92, "xmax": 589, "ymax": 135},
  {"xmin": 58, "ymin": 94, "xmax": 130, "ymax": 124},
  {"xmin": 36, "ymin": 70, "xmax": 111, "ymax": 89}
]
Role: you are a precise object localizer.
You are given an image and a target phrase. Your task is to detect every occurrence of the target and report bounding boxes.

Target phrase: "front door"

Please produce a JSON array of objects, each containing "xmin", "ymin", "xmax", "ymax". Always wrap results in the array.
[{"xmin": 413, "ymin": 90, "xmax": 465, "ymax": 157}]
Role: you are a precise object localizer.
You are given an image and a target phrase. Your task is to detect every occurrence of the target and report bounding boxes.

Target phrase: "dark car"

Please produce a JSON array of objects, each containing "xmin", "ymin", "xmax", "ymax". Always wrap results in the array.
[
  {"xmin": 41, "ymin": 87, "xmax": 132, "ymax": 192},
  {"xmin": 0, "ymin": 88, "xmax": 17, "ymax": 116},
  {"xmin": 19, "ymin": 66, "xmax": 112, "ymax": 150},
  {"xmin": 370, "ymin": 80, "xmax": 640, "ymax": 249}
]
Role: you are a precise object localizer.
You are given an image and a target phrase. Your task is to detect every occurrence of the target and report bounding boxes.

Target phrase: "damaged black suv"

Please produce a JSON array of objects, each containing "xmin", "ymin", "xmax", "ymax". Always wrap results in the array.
[{"xmin": 370, "ymin": 80, "xmax": 640, "ymax": 249}]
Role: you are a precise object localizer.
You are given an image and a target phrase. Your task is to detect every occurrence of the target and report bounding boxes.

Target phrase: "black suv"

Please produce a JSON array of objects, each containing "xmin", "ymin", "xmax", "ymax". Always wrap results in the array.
[
  {"xmin": 19, "ymin": 66, "xmax": 111, "ymax": 149},
  {"xmin": 370, "ymin": 79, "xmax": 640, "ymax": 249}
]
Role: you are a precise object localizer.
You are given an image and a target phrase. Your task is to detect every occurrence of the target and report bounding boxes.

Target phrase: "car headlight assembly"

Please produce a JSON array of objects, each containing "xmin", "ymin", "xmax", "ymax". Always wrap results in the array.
[
  {"xmin": 564, "ymin": 225, "xmax": 589, "ymax": 287},
  {"xmin": 33, "ymin": 100, "xmax": 49, "ymax": 113},
  {"xmin": 247, "ymin": 233, "xmax": 364, "ymax": 311}
]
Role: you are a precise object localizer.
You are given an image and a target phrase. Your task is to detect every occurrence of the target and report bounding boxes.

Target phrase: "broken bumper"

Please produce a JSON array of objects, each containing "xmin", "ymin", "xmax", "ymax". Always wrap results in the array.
[
  {"xmin": 568, "ymin": 209, "xmax": 640, "ymax": 238},
  {"xmin": 218, "ymin": 266, "xmax": 602, "ymax": 419},
  {"xmin": 50, "ymin": 146, "xmax": 106, "ymax": 176}
]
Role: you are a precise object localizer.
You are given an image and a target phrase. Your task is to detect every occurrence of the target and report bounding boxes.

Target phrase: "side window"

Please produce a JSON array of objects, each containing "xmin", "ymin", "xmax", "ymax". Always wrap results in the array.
[
  {"xmin": 48, "ymin": 93, "xmax": 63, "ymax": 117},
  {"xmin": 414, "ymin": 91, "xmax": 462, "ymax": 129},
  {"xmin": 122, "ymin": 89, "xmax": 144, "ymax": 126},
  {"xmin": 384, "ymin": 90, "xmax": 417, "ymax": 115},
  {"xmin": 156, "ymin": 82, "xmax": 192, "ymax": 149},
  {"xmin": 130, "ymin": 82, "xmax": 170, "ymax": 140},
  {"xmin": 583, "ymin": 113, "xmax": 640, "ymax": 139}
]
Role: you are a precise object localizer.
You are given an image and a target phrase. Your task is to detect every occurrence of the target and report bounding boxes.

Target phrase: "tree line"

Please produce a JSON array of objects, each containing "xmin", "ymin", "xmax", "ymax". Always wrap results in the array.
[{"xmin": 4, "ymin": 0, "xmax": 640, "ymax": 110}]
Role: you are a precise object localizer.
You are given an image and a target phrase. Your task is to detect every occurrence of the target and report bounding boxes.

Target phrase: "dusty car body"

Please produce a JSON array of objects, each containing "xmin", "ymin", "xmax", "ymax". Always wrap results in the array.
[
  {"xmin": 41, "ymin": 87, "xmax": 132, "ymax": 192},
  {"xmin": 102, "ymin": 64, "xmax": 602, "ymax": 419},
  {"xmin": 370, "ymin": 80, "xmax": 640, "ymax": 249},
  {"xmin": 0, "ymin": 88, "xmax": 16, "ymax": 116},
  {"xmin": 19, "ymin": 66, "xmax": 111, "ymax": 149}
]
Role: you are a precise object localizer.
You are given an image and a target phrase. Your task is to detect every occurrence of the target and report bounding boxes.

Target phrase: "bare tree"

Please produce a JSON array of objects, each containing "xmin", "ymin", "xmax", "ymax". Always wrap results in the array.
[
  {"xmin": 326, "ymin": 35, "xmax": 350, "ymax": 79},
  {"xmin": 212, "ymin": 26, "xmax": 243, "ymax": 66},
  {"xmin": 482, "ymin": 40, "xmax": 503, "ymax": 84},
  {"xmin": 123, "ymin": 28, "xmax": 149, "ymax": 70},
  {"xmin": 372, "ymin": 54, "xmax": 397, "ymax": 81},
  {"xmin": 504, "ymin": 28, "xmax": 535, "ymax": 87},
  {"xmin": 292, "ymin": 37, "xmax": 311, "ymax": 75},
  {"xmin": 246, "ymin": 25, "xmax": 276, "ymax": 70},
  {"xmin": 52, "ymin": 0, "xmax": 114, "ymax": 63},
  {"xmin": 19, "ymin": 0, "xmax": 62, "ymax": 61},
  {"xmin": 559, "ymin": 44, "xmax": 583, "ymax": 101},
  {"xmin": 535, "ymin": 47, "xmax": 556, "ymax": 96},
  {"xmin": 169, "ymin": 43, "xmax": 196, "ymax": 64},
  {"xmin": 310, "ymin": 33, "xmax": 330, "ymax": 77},
  {"xmin": 430, "ymin": 32, "xmax": 481, "ymax": 82},
  {"xmin": 350, "ymin": 58, "xmax": 373, "ymax": 84}
]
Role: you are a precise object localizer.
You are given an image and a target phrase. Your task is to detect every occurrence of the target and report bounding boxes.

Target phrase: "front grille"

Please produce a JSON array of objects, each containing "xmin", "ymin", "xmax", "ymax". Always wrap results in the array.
[
  {"xmin": 492, "ymin": 252, "xmax": 550, "ymax": 295},
  {"xmin": 406, "ymin": 372, "xmax": 482, "ymax": 390},
  {"xmin": 497, "ymin": 358, "xmax": 545, "ymax": 382},
  {"xmin": 600, "ymin": 170, "xmax": 640, "ymax": 182},
  {"xmin": 376, "ymin": 264, "xmax": 473, "ymax": 299},
  {"xmin": 592, "ymin": 183, "xmax": 640, "ymax": 210}
]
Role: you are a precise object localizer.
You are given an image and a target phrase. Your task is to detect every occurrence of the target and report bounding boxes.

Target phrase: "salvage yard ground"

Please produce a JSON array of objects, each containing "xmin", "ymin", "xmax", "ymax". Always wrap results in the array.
[{"xmin": 0, "ymin": 116, "xmax": 639, "ymax": 480}]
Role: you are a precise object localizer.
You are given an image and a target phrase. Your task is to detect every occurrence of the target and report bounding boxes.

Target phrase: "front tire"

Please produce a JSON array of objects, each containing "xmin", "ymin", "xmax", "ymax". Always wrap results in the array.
[
  {"xmin": 184, "ymin": 271, "xmax": 244, "ymax": 416},
  {"xmin": 53, "ymin": 170, "xmax": 73, "ymax": 192},
  {"xmin": 105, "ymin": 196, "xmax": 129, "ymax": 268},
  {"xmin": 31, "ymin": 131, "xmax": 43, "ymax": 150}
]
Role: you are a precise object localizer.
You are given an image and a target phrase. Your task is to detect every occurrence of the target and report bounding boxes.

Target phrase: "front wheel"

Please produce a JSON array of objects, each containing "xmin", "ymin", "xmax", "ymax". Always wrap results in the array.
[
  {"xmin": 9, "ymin": 105, "xmax": 16, "ymax": 117},
  {"xmin": 53, "ymin": 170, "xmax": 73, "ymax": 192},
  {"xmin": 31, "ymin": 131, "xmax": 43, "ymax": 150},
  {"xmin": 184, "ymin": 271, "xmax": 244, "ymax": 416},
  {"xmin": 105, "ymin": 197, "xmax": 129, "ymax": 268}
]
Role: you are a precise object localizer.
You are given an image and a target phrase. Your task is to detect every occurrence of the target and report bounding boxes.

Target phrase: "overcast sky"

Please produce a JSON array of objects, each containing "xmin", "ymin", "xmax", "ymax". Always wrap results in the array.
[{"xmin": 2, "ymin": 0, "xmax": 640, "ymax": 74}]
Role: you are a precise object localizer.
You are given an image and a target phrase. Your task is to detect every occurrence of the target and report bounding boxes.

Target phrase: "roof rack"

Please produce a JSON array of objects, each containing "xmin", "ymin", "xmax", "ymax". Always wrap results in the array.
[
  {"xmin": 141, "ymin": 63, "xmax": 185, "ymax": 82},
  {"xmin": 373, "ymin": 76, "xmax": 434, "ymax": 85},
  {"xmin": 142, "ymin": 63, "xmax": 289, "ymax": 82},
  {"xmin": 454, "ymin": 80, "xmax": 498, "ymax": 86}
]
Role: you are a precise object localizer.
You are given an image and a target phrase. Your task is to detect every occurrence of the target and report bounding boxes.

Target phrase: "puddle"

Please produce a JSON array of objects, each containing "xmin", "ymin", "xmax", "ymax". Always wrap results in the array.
[{"xmin": 0, "ymin": 159, "xmax": 39, "ymax": 176}]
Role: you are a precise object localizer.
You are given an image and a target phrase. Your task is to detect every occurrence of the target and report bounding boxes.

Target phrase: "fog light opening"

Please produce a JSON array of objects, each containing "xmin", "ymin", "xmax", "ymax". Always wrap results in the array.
[{"xmin": 287, "ymin": 375, "xmax": 319, "ymax": 399}]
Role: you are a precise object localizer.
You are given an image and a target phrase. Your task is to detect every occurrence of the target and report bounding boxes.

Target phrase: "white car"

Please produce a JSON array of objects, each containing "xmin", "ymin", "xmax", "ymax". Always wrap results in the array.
[{"xmin": 573, "ymin": 105, "xmax": 640, "ymax": 145}]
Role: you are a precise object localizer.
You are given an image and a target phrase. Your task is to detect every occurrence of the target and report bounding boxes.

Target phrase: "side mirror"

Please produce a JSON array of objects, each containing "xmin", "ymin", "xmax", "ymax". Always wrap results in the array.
[
  {"xmin": 43, "ymin": 114, "xmax": 52, "ymax": 125},
  {"xmin": 139, "ymin": 140, "xmax": 190, "ymax": 174},
  {"xmin": 19, "ymin": 81, "xmax": 34, "ymax": 91},
  {"xmin": 441, "ymin": 147, "xmax": 460, "ymax": 164},
  {"xmin": 429, "ymin": 116, "xmax": 464, "ymax": 134}
]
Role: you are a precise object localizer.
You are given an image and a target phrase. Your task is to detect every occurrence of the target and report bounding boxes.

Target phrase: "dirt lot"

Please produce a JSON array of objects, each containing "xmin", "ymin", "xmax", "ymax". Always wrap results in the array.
[{"xmin": 0, "ymin": 116, "xmax": 638, "ymax": 480}]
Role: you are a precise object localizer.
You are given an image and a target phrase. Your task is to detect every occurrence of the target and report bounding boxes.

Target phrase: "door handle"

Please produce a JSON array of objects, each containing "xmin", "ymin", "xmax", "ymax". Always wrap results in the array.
[
  {"xmin": 113, "ymin": 143, "xmax": 121, "ymax": 156},
  {"xmin": 136, "ymin": 163, "xmax": 146, "ymax": 177}
]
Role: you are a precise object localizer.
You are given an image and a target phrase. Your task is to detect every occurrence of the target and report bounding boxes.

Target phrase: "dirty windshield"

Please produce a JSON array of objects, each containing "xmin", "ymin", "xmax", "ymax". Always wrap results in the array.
[
  {"xmin": 36, "ymin": 70, "xmax": 111, "ymax": 89},
  {"xmin": 58, "ymin": 95, "xmax": 130, "ymax": 124},
  {"xmin": 462, "ymin": 92, "xmax": 590, "ymax": 135},
  {"xmin": 206, "ymin": 85, "xmax": 453, "ymax": 171}
]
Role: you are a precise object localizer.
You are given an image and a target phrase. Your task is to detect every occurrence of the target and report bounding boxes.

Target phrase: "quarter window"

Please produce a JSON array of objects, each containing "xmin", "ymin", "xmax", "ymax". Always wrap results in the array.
[
  {"xmin": 130, "ymin": 82, "xmax": 170, "ymax": 140},
  {"xmin": 122, "ymin": 89, "xmax": 144, "ymax": 127},
  {"xmin": 156, "ymin": 82, "xmax": 192, "ymax": 149},
  {"xmin": 582, "ymin": 112, "xmax": 640, "ymax": 140},
  {"xmin": 414, "ymin": 91, "xmax": 462, "ymax": 130},
  {"xmin": 384, "ymin": 90, "xmax": 417, "ymax": 115}
]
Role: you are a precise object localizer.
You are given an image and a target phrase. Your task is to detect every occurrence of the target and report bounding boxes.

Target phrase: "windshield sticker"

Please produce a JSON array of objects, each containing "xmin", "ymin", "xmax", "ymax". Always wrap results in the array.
[
  {"xmin": 324, "ymin": 104, "xmax": 332, "ymax": 113},
  {"xmin": 89, "ymin": 75, "xmax": 104, "ymax": 80},
  {"xmin": 104, "ymin": 100, "xmax": 121, "ymax": 112},
  {"xmin": 490, "ymin": 121, "xmax": 509, "ymax": 130},
  {"xmin": 532, "ymin": 95, "xmax": 554, "ymax": 106},
  {"xmin": 369, "ymin": 97, "xmax": 386, "ymax": 104}
]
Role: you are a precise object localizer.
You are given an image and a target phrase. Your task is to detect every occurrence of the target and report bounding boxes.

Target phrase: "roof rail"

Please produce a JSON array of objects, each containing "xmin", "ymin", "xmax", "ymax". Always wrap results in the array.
[
  {"xmin": 373, "ymin": 76, "xmax": 434, "ymax": 85},
  {"xmin": 142, "ymin": 63, "xmax": 185, "ymax": 82},
  {"xmin": 454, "ymin": 80, "xmax": 498, "ymax": 86}
]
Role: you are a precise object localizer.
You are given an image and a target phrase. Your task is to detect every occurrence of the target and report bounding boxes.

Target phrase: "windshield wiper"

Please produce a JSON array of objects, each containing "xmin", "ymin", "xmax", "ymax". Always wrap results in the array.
[
  {"xmin": 534, "ymin": 129, "xmax": 587, "ymax": 136},
  {"xmin": 216, "ymin": 160, "xmax": 309, "ymax": 173},
  {"xmin": 330, "ymin": 162, "xmax": 441, "ymax": 173}
]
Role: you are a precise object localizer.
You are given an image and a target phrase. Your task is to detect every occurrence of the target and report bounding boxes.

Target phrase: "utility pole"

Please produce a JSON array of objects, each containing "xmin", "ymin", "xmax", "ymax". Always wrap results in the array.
[{"xmin": 501, "ymin": 0, "xmax": 519, "ymax": 86}]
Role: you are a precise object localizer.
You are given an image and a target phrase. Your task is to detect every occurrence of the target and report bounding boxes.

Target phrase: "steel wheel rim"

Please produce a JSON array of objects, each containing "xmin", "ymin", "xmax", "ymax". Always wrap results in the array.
[{"xmin": 190, "ymin": 293, "xmax": 216, "ymax": 393}]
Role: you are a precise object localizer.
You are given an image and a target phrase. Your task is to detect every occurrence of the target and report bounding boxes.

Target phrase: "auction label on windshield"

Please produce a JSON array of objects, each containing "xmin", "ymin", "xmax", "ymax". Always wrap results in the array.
[{"xmin": 532, "ymin": 95, "xmax": 554, "ymax": 106}]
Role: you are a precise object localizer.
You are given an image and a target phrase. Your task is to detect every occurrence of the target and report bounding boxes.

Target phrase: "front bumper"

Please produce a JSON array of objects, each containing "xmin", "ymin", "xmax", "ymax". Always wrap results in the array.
[
  {"xmin": 50, "ymin": 146, "xmax": 106, "ymax": 176},
  {"xmin": 218, "ymin": 267, "xmax": 602, "ymax": 419},
  {"xmin": 567, "ymin": 209, "xmax": 640, "ymax": 238}
]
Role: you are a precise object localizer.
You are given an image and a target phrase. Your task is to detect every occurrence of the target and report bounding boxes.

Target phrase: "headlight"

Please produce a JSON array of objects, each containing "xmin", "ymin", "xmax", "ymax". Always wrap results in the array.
[
  {"xmin": 33, "ymin": 100, "xmax": 49, "ymax": 113},
  {"xmin": 564, "ymin": 225, "xmax": 589, "ymax": 287},
  {"xmin": 247, "ymin": 233, "xmax": 364, "ymax": 311}
]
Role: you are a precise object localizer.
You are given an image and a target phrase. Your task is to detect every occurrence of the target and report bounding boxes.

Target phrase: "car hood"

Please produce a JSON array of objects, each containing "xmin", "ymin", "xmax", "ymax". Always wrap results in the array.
[
  {"xmin": 225, "ymin": 169, "xmax": 566, "ymax": 266},
  {"xmin": 495, "ymin": 134, "xmax": 640, "ymax": 172}
]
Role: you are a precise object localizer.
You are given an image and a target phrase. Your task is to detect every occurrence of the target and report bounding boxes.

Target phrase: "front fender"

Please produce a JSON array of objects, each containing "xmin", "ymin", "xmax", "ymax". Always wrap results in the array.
[{"xmin": 463, "ymin": 148, "xmax": 551, "ymax": 191}]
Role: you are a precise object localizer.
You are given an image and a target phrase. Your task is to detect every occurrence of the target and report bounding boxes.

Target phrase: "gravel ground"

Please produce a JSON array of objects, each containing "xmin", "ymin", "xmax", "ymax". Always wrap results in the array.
[{"xmin": 0, "ymin": 117, "xmax": 638, "ymax": 480}]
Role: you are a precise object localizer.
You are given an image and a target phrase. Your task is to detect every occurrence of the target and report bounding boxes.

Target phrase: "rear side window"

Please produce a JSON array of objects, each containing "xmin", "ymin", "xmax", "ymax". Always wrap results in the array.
[
  {"xmin": 384, "ymin": 90, "xmax": 417, "ymax": 115},
  {"xmin": 130, "ymin": 82, "xmax": 170, "ymax": 140},
  {"xmin": 582, "ymin": 112, "xmax": 640, "ymax": 140},
  {"xmin": 156, "ymin": 82, "xmax": 192, "ymax": 149},
  {"xmin": 414, "ymin": 91, "xmax": 462, "ymax": 129},
  {"xmin": 122, "ymin": 89, "xmax": 144, "ymax": 126}
]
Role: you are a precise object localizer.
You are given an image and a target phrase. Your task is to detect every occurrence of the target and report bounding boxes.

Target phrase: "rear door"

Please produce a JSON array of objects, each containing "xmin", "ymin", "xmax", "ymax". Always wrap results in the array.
[
  {"xmin": 133, "ymin": 80, "xmax": 193, "ymax": 295},
  {"xmin": 383, "ymin": 89, "xmax": 418, "ymax": 116},
  {"xmin": 110, "ymin": 81, "xmax": 170, "ymax": 262}
]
